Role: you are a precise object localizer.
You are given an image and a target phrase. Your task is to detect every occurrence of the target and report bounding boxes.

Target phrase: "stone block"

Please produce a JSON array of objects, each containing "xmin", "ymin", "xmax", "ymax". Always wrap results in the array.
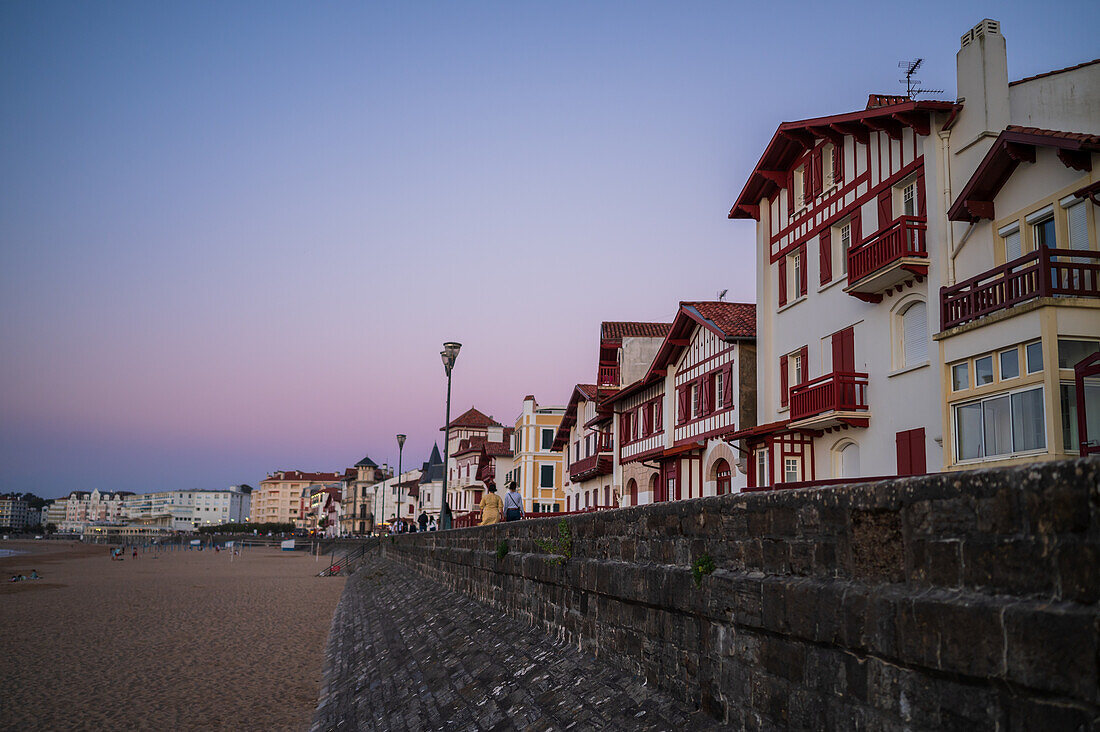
[{"xmin": 1003, "ymin": 602, "xmax": 1098, "ymax": 702}]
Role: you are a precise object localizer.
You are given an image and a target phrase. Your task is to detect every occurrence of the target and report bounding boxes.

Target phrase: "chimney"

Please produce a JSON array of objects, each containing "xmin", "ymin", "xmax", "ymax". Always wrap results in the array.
[
  {"xmin": 954, "ymin": 19, "xmax": 1009, "ymax": 148},
  {"xmin": 487, "ymin": 425, "xmax": 504, "ymax": 442}
]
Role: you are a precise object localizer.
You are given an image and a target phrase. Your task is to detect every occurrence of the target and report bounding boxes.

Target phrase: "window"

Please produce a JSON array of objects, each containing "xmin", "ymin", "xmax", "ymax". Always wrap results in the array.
[
  {"xmin": 1026, "ymin": 341, "xmax": 1044, "ymax": 373},
  {"xmin": 756, "ymin": 450, "xmax": 769, "ymax": 487},
  {"xmin": 1057, "ymin": 339, "xmax": 1100, "ymax": 370},
  {"xmin": 1000, "ymin": 222, "xmax": 1022, "ymax": 262},
  {"xmin": 539, "ymin": 464, "xmax": 554, "ymax": 488},
  {"xmin": 1061, "ymin": 380, "xmax": 1100, "ymax": 452},
  {"xmin": 952, "ymin": 363, "xmax": 969, "ymax": 391},
  {"xmin": 1065, "ymin": 199, "xmax": 1089, "ymax": 251},
  {"xmin": 975, "ymin": 356, "xmax": 994, "ymax": 386},
  {"xmin": 1031, "ymin": 210, "xmax": 1056, "ymax": 248},
  {"xmin": 652, "ymin": 403, "xmax": 660, "ymax": 433},
  {"xmin": 954, "ymin": 386, "xmax": 1046, "ymax": 461},
  {"xmin": 793, "ymin": 166, "xmax": 805, "ymax": 210},
  {"xmin": 792, "ymin": 352, "xmax": 804, "ymax": 386},
  {"xmin": 783, "ymin": 457, "xmax": 800, "ymax": 483},
  {"xmin": 999, "ymin": 348, "xmax": 1020, "ymax": 380},
  {"xmin": 690, "ymin": 382, "xmax": 700, "ymax": 419},
  {"xmin": 900, "ymin": 300, "xmax": 928, "ymax": 367},
  {"xmin": 902, "ymin": 180, "xmax": 917, "ymax": 217},
  {"xmin": 541, "ymin": 429, "xmax": 554, "ymax": 451},
  {"xmin": 714, "ymin": 371, "xmax": 725, "ymax": 409},
  {"xmin": 839, "ymin": 220, "xmax": 851, "ymax": 275}
]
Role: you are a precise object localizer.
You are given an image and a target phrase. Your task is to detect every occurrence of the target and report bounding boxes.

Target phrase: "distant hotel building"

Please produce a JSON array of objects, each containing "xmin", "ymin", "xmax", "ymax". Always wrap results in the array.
[
  {"xmin": 255, "ymin": 470, "xmax": 347, "ymax": 525},
  {"xmin": 122, "ymin": 487, "xmax": 252, "ymax": 530},
  {"xmin": 506, "ymin": 395, "xmax": 566, "ymax": 514},
  {"xmin": 0, "ymin": 496, "xmax": 30, "ymax": 530}
]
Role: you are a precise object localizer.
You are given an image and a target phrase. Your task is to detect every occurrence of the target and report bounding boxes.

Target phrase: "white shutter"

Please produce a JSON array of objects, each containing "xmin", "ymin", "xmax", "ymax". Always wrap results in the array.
[
  {"xmin": 1003, "ymin": 229, "xmax": 1021, "ymax": 261},
  {"xmin": 903, "ymin": 301, "xmax": 928, "ymax": 366},
  {"xmin": 1067, "ymin": 201, "xmax": 1088, "ymax": 251}
]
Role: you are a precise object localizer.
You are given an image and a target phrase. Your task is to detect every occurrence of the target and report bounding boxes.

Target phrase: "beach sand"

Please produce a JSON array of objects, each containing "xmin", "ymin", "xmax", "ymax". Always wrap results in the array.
[{"xmin": 0, "ymin": 539, "xmax": 344, "ymax": 731}]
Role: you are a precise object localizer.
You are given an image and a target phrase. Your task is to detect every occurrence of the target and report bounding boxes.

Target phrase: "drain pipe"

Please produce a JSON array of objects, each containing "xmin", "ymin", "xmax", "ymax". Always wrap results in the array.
[{"xmin": 939, "ymin": 129, "xmax": 957, "ymax": 286}]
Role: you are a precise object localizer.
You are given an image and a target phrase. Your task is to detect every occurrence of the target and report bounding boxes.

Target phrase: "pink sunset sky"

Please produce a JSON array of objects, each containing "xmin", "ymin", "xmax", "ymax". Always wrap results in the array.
[{"xmin": 2, "ymin": 2, "xmax": 1096, "ymax": 497}]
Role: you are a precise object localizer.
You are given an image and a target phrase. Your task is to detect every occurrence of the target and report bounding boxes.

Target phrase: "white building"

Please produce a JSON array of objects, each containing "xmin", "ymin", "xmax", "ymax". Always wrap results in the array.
[
  {"xmin": 122, "ymin": 487, "xmax": 251, "ymax": 531},
  {"xmin": 0, "ymin": 497, "xmax": 30, "ymax": 530},
  {"xmin": 60, "ymin": 490, "xmax": 132, "ymax": 532}
]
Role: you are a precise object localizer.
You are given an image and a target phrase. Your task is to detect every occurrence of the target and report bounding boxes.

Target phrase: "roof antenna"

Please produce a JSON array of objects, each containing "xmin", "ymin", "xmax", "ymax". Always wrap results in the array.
[
  {"xmin": 716, "ymin": 289, "xmax": 728, "ymax": 302},
  {"xmin": 899, "ymin": 58, "xmax": 943, "ymax": 99}
]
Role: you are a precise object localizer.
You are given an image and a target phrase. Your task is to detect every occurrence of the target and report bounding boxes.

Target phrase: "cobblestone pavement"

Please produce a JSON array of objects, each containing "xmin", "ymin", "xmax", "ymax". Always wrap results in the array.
[{"xmin": 311, "ymin": 554, "xmax": 721, "ymax": 731}]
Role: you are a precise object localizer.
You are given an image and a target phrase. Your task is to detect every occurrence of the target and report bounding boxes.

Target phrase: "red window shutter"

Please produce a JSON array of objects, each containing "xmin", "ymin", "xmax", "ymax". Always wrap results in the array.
[
  {"xmin": 621, "ymin": 413, "xmax": 630, "ymax": 442},
  {"xmin": 911, "ymin": 427, "xmax": 927, "ymax": 474},
  {"xmin": 778, "ymin": 257, "xmax": 788, "ymax": 306},
  {"xmin": 780, "ymin": 355, "xmax": 789, "ymax": 407},
  {"xmin": 641, "ymin": 404, "xmax": 650, "ymax": 436},
  {"xmin": 786, "ymin": 171, "xmax": 794, "ymax": 211},
  {"xmin": 832, "ymin": 327, "xmax": 855, "ymax": 372},
  {"xmin": 798, "ymin": 246, "xmax": 807, "ymax": 296},
  {"xmin": 799, "ymin": 346, "xmax": 809, "ymax": 384},
  {"xmin": 877, "ymin": 189, "xmax": 893, "ymax": 230},
  {"xmin": 812, "ymin": 148, "xmax": 823, "ymax": 197},
  {"xmin": 851, "ymin": 208, "xmax": 862, "ymax": 246},
  {"xmin": 677, "ymin": 387, "xmax": 689, "ymax": 424},
  {"xmin": 702, "ymin": 377, "xmax": 713, "ymax": 414},
  {"xmin": 896, "ymin": 430, "xmax": 911, "ymax": 475},
  {"xmin": 832, "ymin": 141, "xmax": 844, "ymax": 184},
  {"xmin": 723, "ymin": 365, "xmax": 734, "ymax": 408},
  {"xmin": 916, "ymin": 172, "xmax": 926, "ymax": 218},
  {"xmin": 819, "ymin": 229, "xmax": 832, "ymax": 285}
]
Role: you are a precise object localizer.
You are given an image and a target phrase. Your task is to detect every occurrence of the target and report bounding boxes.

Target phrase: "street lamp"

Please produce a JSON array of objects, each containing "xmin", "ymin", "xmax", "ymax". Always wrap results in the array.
[
  {"xmin": 440, "ymin": 341, "xmax": 461, "ymax": 530},
  {"xmin": 395, "ymin": 434, "xmax": 406, "ymax": 531}
]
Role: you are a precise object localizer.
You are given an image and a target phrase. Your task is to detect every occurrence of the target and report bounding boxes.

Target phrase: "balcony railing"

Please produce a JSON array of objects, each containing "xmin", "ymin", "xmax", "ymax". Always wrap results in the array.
[
  {"xmin": 568, "ymin": 454, "xmax": 613, "ymax": 481},
  {"xmin": 597, "ymin": 363, "xmax": 619, "ymax": 387},
  {"xmin": 790, "ymin": 371, "xmax": 869, "ymax": 423},
  {"xmin": 940, "ymin": 248, "xmax": 1100, "ymax": 330},
  {"xmin": 847, "ymin": 216, "xmax": 928, "ymax": 297}
]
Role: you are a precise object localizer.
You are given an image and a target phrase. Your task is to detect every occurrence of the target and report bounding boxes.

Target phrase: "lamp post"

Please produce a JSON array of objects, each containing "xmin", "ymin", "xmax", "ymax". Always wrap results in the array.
[
  {"xmin": 440, "ymin": 341, "xmax": 461, "ymax": 530},
  {"xmin": 395, "ymin": 434, "xmax": 406, "ymax": 531}
]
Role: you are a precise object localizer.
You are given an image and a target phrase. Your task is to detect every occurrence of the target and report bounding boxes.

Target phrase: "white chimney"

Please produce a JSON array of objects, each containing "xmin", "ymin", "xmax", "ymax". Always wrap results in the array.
[{"xmin": 953, "ymin": 19, "xmax": 1009, "ymax": 180}]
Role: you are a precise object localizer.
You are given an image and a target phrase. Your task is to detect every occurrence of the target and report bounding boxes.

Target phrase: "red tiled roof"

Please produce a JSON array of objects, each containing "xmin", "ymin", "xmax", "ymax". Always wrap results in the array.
[
  {"xmin": 484, "ymin": 441, "xmax": 514, "ymax": 458},
  {"xmin": 576, "ymin": 384, "xmax": 598, "ymax": 401},
  {"xmin": 553, "ymin": 384, "xmax": 599, "ymax": 451},
  {"xmin": 685, "ymin": 302, "xmax": 756, "ymax": 339},
  {"xmin": 948, "ymin": 126, "xmax": 1100, "ymax": 222},
  {"xmin": 600, "ymin": 321, "xmax": 672, "ymax": 340},
  {"xmin": 441, "ymin": 407, "xmax": 501, "ymax": 431},
  {"xmin": 1010, "ymin": 58, "xmax": 1100, "ymax": 87}
]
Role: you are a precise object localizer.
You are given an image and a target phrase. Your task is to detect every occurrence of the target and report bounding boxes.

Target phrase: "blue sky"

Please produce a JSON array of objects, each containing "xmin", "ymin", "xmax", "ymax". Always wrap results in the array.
[{"xmin": 1, "ymin": 1, "xmax": 1096, "ymax": 496}]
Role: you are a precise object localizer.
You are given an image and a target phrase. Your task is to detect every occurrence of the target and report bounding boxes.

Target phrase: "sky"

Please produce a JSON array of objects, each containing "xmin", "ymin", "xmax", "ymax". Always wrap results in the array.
[{"xmin": 2, "ymin": 1, "xmax": 1097, "ymax": 498}]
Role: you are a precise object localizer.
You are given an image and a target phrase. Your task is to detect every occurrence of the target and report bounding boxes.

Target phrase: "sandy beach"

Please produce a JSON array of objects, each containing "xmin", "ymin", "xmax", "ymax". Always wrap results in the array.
[{"xmin": 0, "ymin": 539, "xmax": 344, "ymax": 731}]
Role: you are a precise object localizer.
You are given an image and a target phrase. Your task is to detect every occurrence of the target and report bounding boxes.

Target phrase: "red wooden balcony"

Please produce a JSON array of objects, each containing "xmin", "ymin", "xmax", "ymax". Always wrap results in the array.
[
  {"xmin": 789, "ymin": 371, "xmax": 869, "ymax": 429},
  {"xmin": 568, "ymin": 454, "xmax": 613, "ymax": 482},
  {"xmin": 941, "ymin": 248, "xmax": 1100, "ymax": 330},
  {"xmin": 846, "ymin": 216, "xmax": 928, "ymax": 302},
  {"xmin": 597, "ymin": 363, "xmax": 619, "ymax": 388}
]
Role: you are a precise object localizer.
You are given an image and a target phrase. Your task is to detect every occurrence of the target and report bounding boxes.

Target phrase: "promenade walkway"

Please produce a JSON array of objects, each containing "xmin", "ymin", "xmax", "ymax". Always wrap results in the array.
[{"xmin": 312, "ymin": 554, "xmax": 719, "ymax": 731}]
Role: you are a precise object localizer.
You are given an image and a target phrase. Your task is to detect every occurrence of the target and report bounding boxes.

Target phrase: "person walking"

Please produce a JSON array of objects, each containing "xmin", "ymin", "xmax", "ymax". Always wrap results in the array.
[
  {"xmin": 428, "ymin": 516, "xmax": 438, "ymax": 531},
  {"xmin": 479, "ymin": 484, "xmax": 503, "ymax": 526},
  {"xmin": 417, "ymin": 511, "xmax": 429, "ymax": 532},
  {"xmin": 503, "ymin": 481, "xmax": 524, "ymax": 522}
]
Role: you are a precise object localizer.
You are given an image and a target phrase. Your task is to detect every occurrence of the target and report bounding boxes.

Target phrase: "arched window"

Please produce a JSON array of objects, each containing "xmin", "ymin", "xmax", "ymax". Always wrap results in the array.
[
  {"xmin": 713, "ymin": 459, "xmax": 731, "ymax": 495},
  {"xmin": 834, "ymin": 441, "xmax": 860, "ymax": 478},
  {"xmin": 627, "ymin": 479, "xmax": 638, "ymax": 506},
  {"xmin": 899, "ymin": 300, "xmax": 928, "ymax": 367}
]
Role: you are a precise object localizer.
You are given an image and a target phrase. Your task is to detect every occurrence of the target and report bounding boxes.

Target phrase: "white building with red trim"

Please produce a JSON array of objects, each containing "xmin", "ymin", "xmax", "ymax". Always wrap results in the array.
[
  {"xmin": 606, "ymin": 302, "xmax": 756, "ymax": 504},
  {"xmin": 553, "ymin": 383, "xmax": 614, "ymax": 513}
]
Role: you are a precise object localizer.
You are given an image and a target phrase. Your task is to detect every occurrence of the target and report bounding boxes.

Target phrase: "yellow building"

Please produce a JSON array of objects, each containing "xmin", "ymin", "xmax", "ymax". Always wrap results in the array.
[
  {"xmin": 505, "ymin": 395, "xmax": 566, "ymax": 514},
  {"xmin": 254, "ymin": 471, "xmax": 344, "ymax": 525}
]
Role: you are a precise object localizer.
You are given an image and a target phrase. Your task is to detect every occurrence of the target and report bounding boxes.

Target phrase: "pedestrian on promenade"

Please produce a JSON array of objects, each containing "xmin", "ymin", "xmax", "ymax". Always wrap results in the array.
[
  {"xmin": 417, "ymin": 511, "xmax": 429, "ymax": 532},
  {"xmin": 428, "ymin": 516, "xmax": 438, "ymax": 531},
  {"xmin": 503, "ymin": 481, "xmax": 524, "ymax": 522},
  {"xmin": 479, "ymin": 484, "xmax": 503, "ymax": 526}
]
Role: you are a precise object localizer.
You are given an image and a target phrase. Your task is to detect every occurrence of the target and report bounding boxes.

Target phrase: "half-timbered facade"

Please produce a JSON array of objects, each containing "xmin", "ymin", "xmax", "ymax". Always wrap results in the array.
[
  {"xmin": 729, "ymin": 75, "xmax": 956, "ymax": 487},
  {"xmin": 609, "ymin": 302, "xmax": 756, "ymax": 504},
  {"xmin": 554, "ymin": 384, "xmax": 616, "ymax": 512}
]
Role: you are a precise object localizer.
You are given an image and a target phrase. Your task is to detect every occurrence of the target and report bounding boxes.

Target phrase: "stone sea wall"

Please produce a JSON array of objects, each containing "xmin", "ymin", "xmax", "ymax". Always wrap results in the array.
[{"xmin": 376, "ymin": 458, "xmax": 1100, "ymax": 729}]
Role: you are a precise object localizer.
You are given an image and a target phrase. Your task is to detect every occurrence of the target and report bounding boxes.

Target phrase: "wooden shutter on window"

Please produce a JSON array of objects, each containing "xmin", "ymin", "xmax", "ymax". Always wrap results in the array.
[
  {"xmin": 780, "ymin": 355, "xmax": 789, "ymax": 407},
  {"xmin": 798, "ymin": 246, "xmax": 807, "ymax": 296},
  {"xmin": 851, "ymin": 208, "xmax": 862, "ymax": 246},
  {"xmin": 896, "ymin": 430, "xmax": 911, "ymax": 475},
  {"xmin": 832, "ymin": 327, "xmax": 855, "ymax": 372},
  {"xmin": 833, "ymin": 140, "xmax": 844, "ymax": 183},
  {"xmin": 620, "ymin": 413, "xmax": 629, "ymax": 442},
  {"xmin": 799, "ymin": 346, "xmax": 809, "ymax": 383},
  {"xmin": 654, "ymin": 399, "xmax": 663, "ymax": 429},
  {"xmin": 677, "ymin": 387, "xmax": 689, "ymax": 424},
  {"xmin": 877, "ymin": 189, "xmax": 893, "ymax": 230},
  {"xmin": 701, "ymin": 377, "xmax": 712, "ymax": 414},
  {"xmin": 778, "ymin": 257, "xmax": 788, "ymax": 306},
  {"xmin": 786, "ymin": 171, "xmax": 794, "ymax": 211},
  {"xmin": 819, "ymin": 230, "xmax": 832, "ymax": 285},
  {"xmin": 723, "ymin": 365, "xmax": 734, "ymax": 409},
  {"xmin": 812, "ymin": 148, "xmax": 823, "ymax": 198},
  {"xmin": 915, "ymin": 172, "xmax": 926, "ymax": 218},
  {"xmin": 896, "ymin": 428, "xmax": 927, "ymax": 476}
]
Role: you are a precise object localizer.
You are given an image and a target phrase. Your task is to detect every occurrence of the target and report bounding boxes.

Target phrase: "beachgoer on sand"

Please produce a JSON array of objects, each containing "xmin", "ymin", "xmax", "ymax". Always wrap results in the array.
[{"xmin": 479, "ymin": 484, "xmax": 503, "ymax": 526}]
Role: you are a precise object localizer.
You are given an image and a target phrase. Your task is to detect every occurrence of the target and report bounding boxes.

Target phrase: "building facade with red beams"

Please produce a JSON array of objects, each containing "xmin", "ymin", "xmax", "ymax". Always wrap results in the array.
[
  {"xmin": 554, "ymin": 383, "xmax": 614, "ymax": 512},
  {"xmin": 605, "ymin": 302, "xmax": 757, "ymax": 504}
]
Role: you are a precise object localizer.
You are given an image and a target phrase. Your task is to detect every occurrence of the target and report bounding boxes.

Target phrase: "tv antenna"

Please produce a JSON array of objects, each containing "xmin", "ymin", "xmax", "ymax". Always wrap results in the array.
[
  {"xmin": 899, "ymin": 58, "xmax": 944, "ymax": 99},
  {"xmin": 716, "ymin": 288, "xmax": 728, "ymax": 302}
]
